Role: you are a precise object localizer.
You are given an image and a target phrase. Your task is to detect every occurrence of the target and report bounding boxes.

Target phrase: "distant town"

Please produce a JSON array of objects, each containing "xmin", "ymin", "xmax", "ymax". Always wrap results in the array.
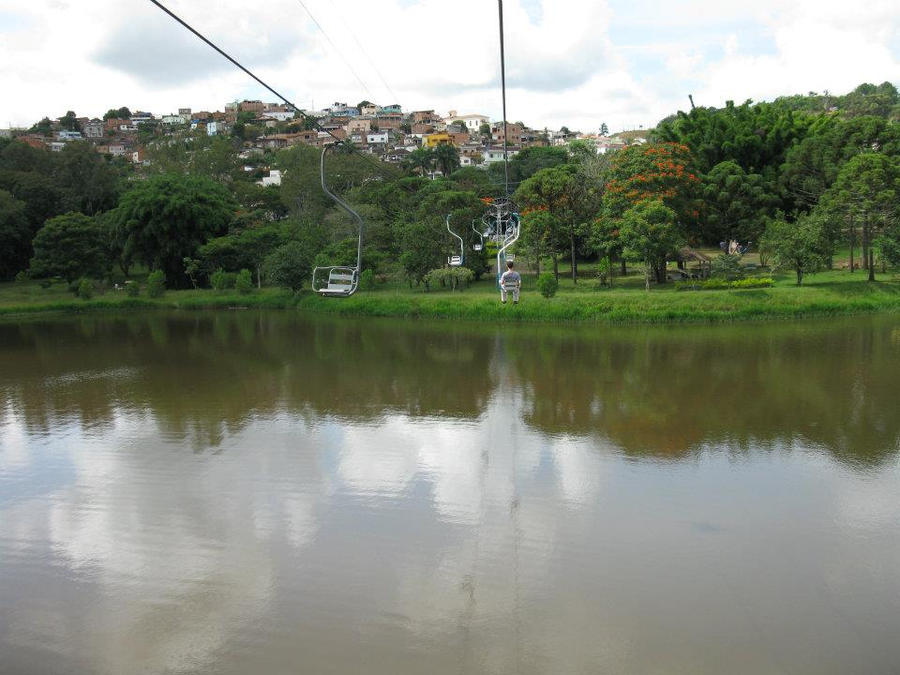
[{"xmin": 1, "ymin": 100, "xmax": 647, "ymax": 184}]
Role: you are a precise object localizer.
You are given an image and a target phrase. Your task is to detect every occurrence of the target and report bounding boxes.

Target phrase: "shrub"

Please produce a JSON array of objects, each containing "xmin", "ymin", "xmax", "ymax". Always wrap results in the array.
[
  {"xmin": 125, "ymin": 280, "xmax": 140, "ymax": 297},
  {"xmin": 235, "ymin": 268, "xmax": 254, "ymax": 294},
  {"xmin": 76, "ymin": 278, "xmax": 94, "ymax": 300},
  {"xmin": 675, "ymin": 277, "xmax": 774, "ymax": 291},
  {"xmin": 14, "ymin": 270, "xmax": 30, "ymax": 284},
  {"xmin": 146, "ymin": 270, "xmax": 166, "ymax": 298},
  {"xmin": 710, "ymin": 253, "xmax": 745, "ymax": 281},
  {"xmin": 210, "ymin": 268, "xmax": 230, "ymax": 290},
  {"xmin": 536, "ymin": 272, "xmax": 558, "ymax": 298},
  {"xmin": 596, "ymin": 257, "xmax": 612, "ymax": 287},
  {"xmin": 423, "ymin": 267, "xmax": 475, "ymax": 291},
  {"xmin": 359, "ymin": 268, "xmax": 376, "ymax": 291}
]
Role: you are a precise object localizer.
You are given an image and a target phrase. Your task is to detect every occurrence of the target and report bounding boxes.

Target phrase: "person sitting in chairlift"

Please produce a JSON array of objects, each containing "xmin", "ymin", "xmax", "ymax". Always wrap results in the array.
[{"xmin": 500, "ymin": 261, "xmax": 521, "ymax": 304}]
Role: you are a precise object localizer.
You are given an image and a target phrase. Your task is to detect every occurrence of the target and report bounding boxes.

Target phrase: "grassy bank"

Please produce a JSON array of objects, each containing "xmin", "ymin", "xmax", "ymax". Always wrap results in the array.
[{"xmin": 2, "ymin": 266, "xmax": 899, "ymax": 324}]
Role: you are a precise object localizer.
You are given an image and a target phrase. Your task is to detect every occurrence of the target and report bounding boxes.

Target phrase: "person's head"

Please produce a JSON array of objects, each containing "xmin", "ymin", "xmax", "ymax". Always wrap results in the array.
[{"xmin": 506, "ymin": 261, "xmax": 514, "ymax": 270}]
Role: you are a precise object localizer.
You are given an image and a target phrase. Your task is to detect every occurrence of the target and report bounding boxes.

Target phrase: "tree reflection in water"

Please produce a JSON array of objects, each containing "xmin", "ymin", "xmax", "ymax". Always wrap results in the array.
[{"xmin": 0, "ymin": 312, "xmax": 897, "ymax": 466}]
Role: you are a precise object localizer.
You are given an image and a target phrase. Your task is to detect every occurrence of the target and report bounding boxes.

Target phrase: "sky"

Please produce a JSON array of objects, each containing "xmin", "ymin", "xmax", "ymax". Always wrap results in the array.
[{"xmin": 0, "ymin": 0, "xmax": 898, "ymax": 133}]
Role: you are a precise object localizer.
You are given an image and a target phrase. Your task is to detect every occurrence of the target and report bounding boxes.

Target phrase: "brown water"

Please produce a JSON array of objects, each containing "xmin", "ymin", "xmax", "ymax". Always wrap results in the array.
[{"xmin": 1, "ymin": 312, "xmax": 899, "ymax": 675}]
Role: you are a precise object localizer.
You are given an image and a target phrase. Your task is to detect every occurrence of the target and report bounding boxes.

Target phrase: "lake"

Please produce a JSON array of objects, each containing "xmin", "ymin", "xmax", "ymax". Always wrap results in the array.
[{"xmin": 1, "ymin": 311, "xmax": 899, "ymax": 674}]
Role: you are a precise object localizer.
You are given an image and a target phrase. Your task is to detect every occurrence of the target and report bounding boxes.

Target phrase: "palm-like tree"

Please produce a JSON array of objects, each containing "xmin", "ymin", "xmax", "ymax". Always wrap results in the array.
[
  {"xmin": 404, "ymin": 147, "xmax": 435, "ymax": 177},
  {"xmin": 433, "ymin": 143, "xmax": 461, "ymax": 177}
]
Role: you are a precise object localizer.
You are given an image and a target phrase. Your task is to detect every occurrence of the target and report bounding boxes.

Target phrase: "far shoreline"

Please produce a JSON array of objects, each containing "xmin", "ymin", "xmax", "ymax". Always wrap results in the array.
[{"xmin": 2, "ymin": 274, "xmax": 899, "ymax": 326}]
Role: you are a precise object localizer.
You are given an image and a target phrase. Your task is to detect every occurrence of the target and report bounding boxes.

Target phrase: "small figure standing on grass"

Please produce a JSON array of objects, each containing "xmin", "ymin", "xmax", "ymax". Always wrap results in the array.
[{"xmin": 500, "ymin": 260, "xmax": 521, "ymax": 304}]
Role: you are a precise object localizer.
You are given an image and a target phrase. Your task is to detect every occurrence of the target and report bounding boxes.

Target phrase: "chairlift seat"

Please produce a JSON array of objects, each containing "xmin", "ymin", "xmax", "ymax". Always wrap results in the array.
[
  {"xmin": 448, "ymin": 255, "xmax": 463, "ymax": 267},
  {"xmin": 315, "ymin": 268, "xmax": 357, "ymax": 296},
  {"xmin": 473, "ymin": 244, "xmax": 483, "ymax": 251}
]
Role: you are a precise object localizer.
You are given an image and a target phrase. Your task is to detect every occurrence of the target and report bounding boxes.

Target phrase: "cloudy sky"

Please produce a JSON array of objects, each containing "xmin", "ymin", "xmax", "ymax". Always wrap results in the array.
[{"xmin": 1, "ymin": 0, "xmax": 898, "ymax": 132}]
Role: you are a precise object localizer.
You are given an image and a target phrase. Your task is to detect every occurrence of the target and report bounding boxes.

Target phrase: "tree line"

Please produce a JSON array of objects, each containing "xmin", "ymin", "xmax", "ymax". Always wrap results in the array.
[{"xmin": 1, "ymin": 82, "xmax": 898, "ymax": 292}]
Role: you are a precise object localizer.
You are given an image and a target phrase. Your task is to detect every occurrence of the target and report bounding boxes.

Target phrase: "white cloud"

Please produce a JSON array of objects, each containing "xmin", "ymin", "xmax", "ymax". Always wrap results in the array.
[{"xmin": 0, "ymin": 0, "xmax": 897, "ymax": 132}]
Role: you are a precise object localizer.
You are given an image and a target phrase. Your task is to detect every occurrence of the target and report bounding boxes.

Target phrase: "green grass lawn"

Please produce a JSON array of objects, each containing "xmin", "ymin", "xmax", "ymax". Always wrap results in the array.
[{"xmin": 2, "ymin": 263, "xmax": 898, "ymax": 324}]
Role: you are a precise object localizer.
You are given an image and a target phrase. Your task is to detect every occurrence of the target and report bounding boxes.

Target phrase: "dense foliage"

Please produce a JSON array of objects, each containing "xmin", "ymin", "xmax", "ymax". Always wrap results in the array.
[{"xmin": 1, "ymin": 82, "xmax": 897, "ymax": 292}]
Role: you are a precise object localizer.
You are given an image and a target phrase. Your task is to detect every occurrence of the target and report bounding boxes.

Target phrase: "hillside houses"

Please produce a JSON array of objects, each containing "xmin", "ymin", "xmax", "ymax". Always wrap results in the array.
[{"xmin": 9, "ymin": 98, "xmax": 642, "ymax": 171}]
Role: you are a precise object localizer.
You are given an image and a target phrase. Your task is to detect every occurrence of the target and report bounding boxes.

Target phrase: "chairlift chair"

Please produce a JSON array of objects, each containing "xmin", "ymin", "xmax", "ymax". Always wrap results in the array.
[
  {"xmin": 311, "ymin": 144, "xmax": 364, "ymax": 297},
  {"xmin": 446, "ymin": 214, "xmax": 464, "ymax": 267},
  {"xmin": 471, "ymin": 219, "xmax": 483, "ymax": 251}
]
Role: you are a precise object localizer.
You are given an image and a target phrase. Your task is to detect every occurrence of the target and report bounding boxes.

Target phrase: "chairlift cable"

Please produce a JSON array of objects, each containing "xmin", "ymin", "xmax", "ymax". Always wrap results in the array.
[
  {"xmin": 325, "ymin": 0, "xmax": 403, "ymax": 106},
  {"xmin": 145, "ymin": 0, "xmax": 338, "ymax": 143},
  {"xmin": 146, "ymin": 0, "xmax": 409, "ymax": 188},
  {"xmin": 293, "ymin": 0, "xmax": 377, "ymax": 102},
  {"xmin": 498, "ymin": 0, "xmax": 510, "ymax": 197}
]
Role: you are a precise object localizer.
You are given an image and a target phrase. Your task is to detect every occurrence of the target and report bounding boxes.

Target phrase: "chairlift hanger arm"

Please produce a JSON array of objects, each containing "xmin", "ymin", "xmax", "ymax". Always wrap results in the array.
[{"xmin": 321, "ymin": 145, "xmax": 364, "ymax": 272}]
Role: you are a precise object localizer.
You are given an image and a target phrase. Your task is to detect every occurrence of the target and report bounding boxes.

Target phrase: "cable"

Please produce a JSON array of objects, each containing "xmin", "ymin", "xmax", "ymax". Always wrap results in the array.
[
  {"xmin": 293, "ymin": 0, "xmax": 376, "ymax": 102},
  {"xmin": 146, "ymin": 0, "xmax": 335, "ymax": 141},
  {"xmin": 146, "ymin": 0, "xmax": 407, "ymax": 185},
  {"xmin": 325, "ymin": 0, "xmax": 403, "ymax": 106},
  {"xmin": 498, "ymin": 0, "xmax": 510, "ymax": 196}
]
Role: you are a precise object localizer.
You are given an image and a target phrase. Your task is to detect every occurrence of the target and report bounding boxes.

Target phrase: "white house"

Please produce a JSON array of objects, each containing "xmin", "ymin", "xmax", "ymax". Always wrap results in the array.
[
  {"xmin": 443, "ymin": 111, "xmax": 489, "ymax": 132},
  {"xmin": 481, "ymin": 147, "xmax": 519, "ymax": 165},
  {"xmin": 265, "ymin": 111, "xmax": 296, "ymax": 122},
  {"xmin": 366, "ymin": 130, "xmax": 392, "ymax": 145},
  {"xmin": 258, "ymin": 169, "xmax": 282, "ymax": 187},
  {"xmin": 161, "ymin": 114, "xmax": 187, "ymax": 126}
]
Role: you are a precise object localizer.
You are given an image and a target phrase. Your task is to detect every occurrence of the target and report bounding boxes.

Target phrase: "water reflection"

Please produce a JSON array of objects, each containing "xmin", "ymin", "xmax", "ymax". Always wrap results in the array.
[
  {"xmin": 1, "ymin": 313, "xmax": 897, "ymax": 465},
  {"xmin": 1, "ymin": 312, "xmax": 900, "ymax": 674}
]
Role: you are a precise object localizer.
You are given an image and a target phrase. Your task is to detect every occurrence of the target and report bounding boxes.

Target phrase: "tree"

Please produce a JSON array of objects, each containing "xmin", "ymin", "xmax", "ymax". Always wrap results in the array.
[
  {"xmin": 397, "ymin": 219, "xmax": 445, "ymax": 285},
  {"xmin": 505, "ymin": 146, "xmax": 569, "ymax": 183},
  {"xmin": 29, "ymin": 117, "xmax": 53, "ymax": 135},
  {"xmin": 700, "ymin": 160, "xmax": 777, "ymax": 244},
  {"xmin": 111, "ymin": 174, "xmax": 236, "ymax": 287},
  {"xmin": 263, "ymin": 240, "xmax": 316, "ymax": 291},
  {"xmin": 618, "ymin": 200, "xmax": 682, "ymax": 291},
  {"xmin": 479, "ymin": 122, "xmax": 491, "ymax": 137},
  {"xmin": 655, "ymin": 99, "xmax": 811, "ymax": 178},
  {"xmin": 516, "ymin": 165, "xmax": 582, "ymax": 282},
  {"xmin": 432, "ymin": 143, "xmax": 460, "ymax": 176},
  {"xmin": 761, "ymin": 215, "xmax": 830, "ymax": 286},
  {"xmin": 0, "ymin": 190, "xmax": 30, "ymax": 280},
  {"xmin": 197, "ymin": 221, "xmax": 287, "ymax": 287},
  {"xmin": 59, "ymin": 111, "xmax": 80, "ymax": 132},
  {"xmin": 820, "ymin": 153, "xmax": 900, "ymax": 281},
  {"xmin": 29, "ymin": 212, "xmax": 110, "ymax": 282},
  {"xmin": 146, "ymin": 134, "xmax": 241, "ymax": 185},
  {"xmin": 780, "ymin": 115, "xmax": 900, "ymax": 212},
  {"xmin": 600, "ymin": 122, "xmax": 609, "ymax": 136},
  {"xmin": 0, "ymin": 170, "xmax": 65, "ymax": 236},
  {"xmin": 53, "ymin": 141, "xmax": 121, "ymax": 215},
  {"xmin": 519, "ymin": 209, "xmax": 563, "ymax": 277},
  {"xmin": 601, "ymin": 142, "xmax": 700, "ymax": 278},
  {"xmin": 103, "ymin": 107, "xmax": 131, "ymax": 120},
  {"xmin": 404, "ymin": 147, "xmax": 435, "ymax": 177}
]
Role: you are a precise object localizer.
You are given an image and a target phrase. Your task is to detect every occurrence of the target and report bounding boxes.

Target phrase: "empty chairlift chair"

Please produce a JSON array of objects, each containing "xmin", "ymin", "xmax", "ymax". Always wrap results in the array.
[
  {"xmin": 311, "ymin": 144, "xmax": 364, "ymax": 297},
  {"xmin": 471, "ymin": 219, "xmax": 484, "ymax": 251},
  {"xmin": 446, "ymin": 214, "xmax": 464, "ymax": 267}
]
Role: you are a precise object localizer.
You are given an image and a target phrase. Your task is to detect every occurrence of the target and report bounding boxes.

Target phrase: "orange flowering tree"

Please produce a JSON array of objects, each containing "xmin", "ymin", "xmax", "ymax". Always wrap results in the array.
[{"xmin": 596, "ymin": 143, "xmax": 700, "ymax": 282}]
